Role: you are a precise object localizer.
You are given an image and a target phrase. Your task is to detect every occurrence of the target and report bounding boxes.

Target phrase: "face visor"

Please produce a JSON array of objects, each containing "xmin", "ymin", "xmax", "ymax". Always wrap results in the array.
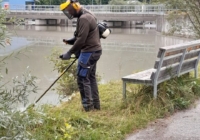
[
  {"xmin": 62, "ymin": 9, "xmax": 74, "ymax": 20},
  {"xmin": 60, "ymin": 0, "xmax": 73, "ymax": 20}
]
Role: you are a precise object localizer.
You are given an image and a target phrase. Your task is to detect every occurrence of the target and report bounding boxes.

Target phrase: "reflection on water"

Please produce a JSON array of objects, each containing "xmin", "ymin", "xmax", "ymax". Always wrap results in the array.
[
  {"xmin": 0, "ymin": 37, "xmax": 31, "ymax": 56},
  {"xmin": 1, "ymin": 25, "xmax": 192, "ymax": 105}
]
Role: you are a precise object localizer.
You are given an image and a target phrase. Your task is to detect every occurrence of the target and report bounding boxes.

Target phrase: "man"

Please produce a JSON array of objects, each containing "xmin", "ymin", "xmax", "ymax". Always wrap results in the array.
[{"xmin": 59, "ymin": 0, "xmax": 102, "ymax": 112}]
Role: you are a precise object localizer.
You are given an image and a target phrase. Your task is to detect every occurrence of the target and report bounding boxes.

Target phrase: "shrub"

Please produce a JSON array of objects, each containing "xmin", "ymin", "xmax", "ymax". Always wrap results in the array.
[
  {"xmin": 0, "ymin": 4, "xmax": 39, "ymax": 139},
  {"xmin": 47, "ymin": 47, "xmax": 78, "ymax": 97}
]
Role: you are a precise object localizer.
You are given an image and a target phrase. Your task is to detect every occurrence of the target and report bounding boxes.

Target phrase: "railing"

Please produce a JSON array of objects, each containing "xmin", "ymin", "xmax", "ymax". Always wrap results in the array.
[{"xmin": 7, "ymin": 5, "xmax": 169, "ymax": 14}]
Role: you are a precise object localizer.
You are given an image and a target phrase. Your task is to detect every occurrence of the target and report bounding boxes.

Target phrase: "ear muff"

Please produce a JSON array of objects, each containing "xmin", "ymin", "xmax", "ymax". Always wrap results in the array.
[{"xmin": 72, "ymin": 2, "xmax": 81, "ymax": 10}]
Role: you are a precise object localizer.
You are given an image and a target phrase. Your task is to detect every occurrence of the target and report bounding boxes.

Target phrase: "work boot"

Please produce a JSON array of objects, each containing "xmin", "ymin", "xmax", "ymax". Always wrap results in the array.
[
  {"xmin": 94, "ymin": 104, "xmax": 100, "ymax": 110},
  {"xmin": 84, "ymin": 106, "xmax": 94, "ymax": 112}
]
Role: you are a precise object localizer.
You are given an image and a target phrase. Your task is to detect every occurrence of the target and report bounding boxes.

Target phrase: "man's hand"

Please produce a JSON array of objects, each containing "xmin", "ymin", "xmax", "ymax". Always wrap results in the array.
[
  {"xmin": 63, "ymin": 39, "xmax": 68, "ymax": 44},
  {"xmin": 62, "ymin": 37, "xmax": 76, "ymax": 45},
  {"xmin": 75, "ymin": 51, "xmax": 80, "ymax": 59},
  {"xmin": 59, "ymin": 54, "xmax": 64, "ymax": 59},
  {"xmin": 59, "ymin": 51, "xmax": 72, "ymax": 60}
]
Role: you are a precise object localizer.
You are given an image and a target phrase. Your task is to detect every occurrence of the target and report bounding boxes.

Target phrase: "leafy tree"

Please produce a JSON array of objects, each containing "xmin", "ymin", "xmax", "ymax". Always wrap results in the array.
[
  {"xmin": 109, "ymin": 0, "xmax": 126, "ymax": 5},
  {"xmin": 36, "ymin": 0, "xmax": 65, "ymax": 5},
  {"xmin": 159, "ymin": 0, "xmax": 200, "ymax": 38},
  {"xmin": 137, "ymin": 0, "xmax": 152, "ymax": 3},
  {"xmin": 147, "ymin": 0, "xmax": 200, "ymax": 37},
  {"xmin": 80, "ymin": 0, "xmax": 96, "ymax": 5}
]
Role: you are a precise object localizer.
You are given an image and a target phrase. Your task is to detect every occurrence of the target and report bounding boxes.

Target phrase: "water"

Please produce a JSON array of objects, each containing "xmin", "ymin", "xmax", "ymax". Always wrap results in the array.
[{"xmin": 0, "ymin": 25, "xmax": 192, "ymax": 106}]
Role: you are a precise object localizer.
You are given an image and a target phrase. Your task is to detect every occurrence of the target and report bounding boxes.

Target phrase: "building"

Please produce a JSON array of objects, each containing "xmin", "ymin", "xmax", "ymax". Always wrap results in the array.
[{"xmin": 1, "ymin": 0, "xmax": 35, "ymax": 10}]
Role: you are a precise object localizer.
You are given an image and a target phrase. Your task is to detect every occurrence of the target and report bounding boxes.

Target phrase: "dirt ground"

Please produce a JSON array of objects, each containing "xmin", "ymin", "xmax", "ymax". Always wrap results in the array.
[{"xmin": 125, "ymin": 100, "xmax": 200, "ymax": 140}]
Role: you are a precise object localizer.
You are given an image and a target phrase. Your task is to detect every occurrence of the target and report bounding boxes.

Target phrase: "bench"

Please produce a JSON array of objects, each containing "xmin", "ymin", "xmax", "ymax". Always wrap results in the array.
[{"xmin": 122, "ymin": 40, "xmax": 200, "ymax": 99}]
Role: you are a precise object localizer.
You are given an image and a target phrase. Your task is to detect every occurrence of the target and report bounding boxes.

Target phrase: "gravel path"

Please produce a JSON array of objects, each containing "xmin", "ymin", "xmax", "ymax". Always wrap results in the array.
[{"xmin": 125, "ymin": 100, "xmax": 200, "ymax": 140}]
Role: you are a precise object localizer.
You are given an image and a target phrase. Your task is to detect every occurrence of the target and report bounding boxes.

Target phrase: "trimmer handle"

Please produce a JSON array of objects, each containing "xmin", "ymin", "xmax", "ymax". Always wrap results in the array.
[{"xmin": 62, "ymin": 37, "xmax": 76, "ymax": 45}]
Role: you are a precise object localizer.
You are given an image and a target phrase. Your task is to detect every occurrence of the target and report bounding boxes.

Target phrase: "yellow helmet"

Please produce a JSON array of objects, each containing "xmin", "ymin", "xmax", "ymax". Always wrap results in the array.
[
  {"xmin": 60, "ymin": 0, "xmax": 81, "ymax": 11},
  {"xmin": 60, "ymin": 0, "xmax": 71, "ymax": 11}
]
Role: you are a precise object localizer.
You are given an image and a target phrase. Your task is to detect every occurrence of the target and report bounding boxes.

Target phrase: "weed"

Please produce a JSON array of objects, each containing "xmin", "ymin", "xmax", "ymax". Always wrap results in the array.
[{"xmin": 27, "ymin": 73, "xmax": 200, "ymax": 139}]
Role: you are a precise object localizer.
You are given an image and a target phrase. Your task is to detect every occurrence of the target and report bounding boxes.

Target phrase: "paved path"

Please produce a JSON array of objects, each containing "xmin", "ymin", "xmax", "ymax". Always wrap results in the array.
[{"xmin": 126, "ymin": 100, "xmax": 200, "ymax": 140}]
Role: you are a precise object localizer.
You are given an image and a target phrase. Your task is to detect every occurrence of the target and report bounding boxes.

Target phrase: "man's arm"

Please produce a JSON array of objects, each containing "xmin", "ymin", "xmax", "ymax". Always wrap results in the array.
[{"xmin": 69, "ymin": 18, "xmax": 90, "ymax": 54}]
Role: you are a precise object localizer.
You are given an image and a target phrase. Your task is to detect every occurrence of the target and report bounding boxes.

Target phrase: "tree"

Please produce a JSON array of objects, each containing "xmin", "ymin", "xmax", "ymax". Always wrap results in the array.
[
  {"xmin": 161, "ymin": 0, "xmax": 200, "ymax": 38},
  {"xmin": 109, "ymin": 0, "xmax": 126, "ymax": 5},
  {"xmin": 36, "ymin": 0, "xmax": 64, "ymax": 5},
  {"xmin": 149, "ymin": 0, "xmax": 200, "ymax": 38}
]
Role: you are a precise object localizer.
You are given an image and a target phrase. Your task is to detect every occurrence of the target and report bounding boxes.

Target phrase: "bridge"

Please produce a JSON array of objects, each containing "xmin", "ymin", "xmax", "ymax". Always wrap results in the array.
[{"xmin": 6, "ymin": 5, "xmax": 171, "ymax": 31}]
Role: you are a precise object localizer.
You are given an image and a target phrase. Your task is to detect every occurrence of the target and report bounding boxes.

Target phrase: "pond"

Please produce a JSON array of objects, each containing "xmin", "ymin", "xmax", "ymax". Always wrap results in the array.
[{"xmin": 0, "ymin": 25, "xmax": 191, "ymax": 106}]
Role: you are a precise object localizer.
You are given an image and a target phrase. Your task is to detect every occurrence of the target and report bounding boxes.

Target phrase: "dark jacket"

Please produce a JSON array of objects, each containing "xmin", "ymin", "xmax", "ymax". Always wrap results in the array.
[{"xmin": 69, "ymin": 8, "xmax": 102, "ymax": 54}]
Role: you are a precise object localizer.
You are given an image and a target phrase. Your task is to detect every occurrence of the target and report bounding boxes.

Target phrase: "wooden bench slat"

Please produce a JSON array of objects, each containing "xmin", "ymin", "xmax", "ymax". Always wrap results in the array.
[
  {"xmin": 155, "ymin": 54, "xmax": 182, "ymax": 69},
  {"xmin": 157, "ymin": 46, "xmax": 200, "ymax": 58},
  {"xmin": 164, "ymin": 46, "xmax": 200, "ymax": 57},
  {"xmin": 122, "ymin": 68, "xmax": 155, "ymax": 85},
  {"xmin": 151, "ymin": 59, "xmax": 197, "ymax": 83},
  {"xmin": 160, "ymin": 40, "xmax": 200, "ymax": 51},
  {"xmin": 154, "ymin": 50, "xmax": 200, "ymax": 69}
]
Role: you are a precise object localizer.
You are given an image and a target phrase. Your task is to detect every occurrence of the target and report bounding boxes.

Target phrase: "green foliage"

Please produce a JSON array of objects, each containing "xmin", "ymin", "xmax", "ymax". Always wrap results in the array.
[
  {"xmin": 126, "ymin": 74, "xmax": 200, "ymax": 113},
  {"xmin": 47, "ymin": 47, "xmax": 78, "ymax": 96},
  {"xmin": 0, "ymin": 10, "xmax": 75, "ymax": 139},
  {"xmin": 158, "ymin": 0, "xmax": 200, "ymax": 38},
  {"xmin": 0, "ymin": 3, "xmax": 44, "ymax": 139},
  {"xmin": 36, "ymin": 0, "xmax": 64, "ymax": 5},
  {"xmin": 99, "ymin": 0, "xmax": 109, "ymax": 5},
  {"xmin": 108, "ymin": 0, "xmax": 126, "ymax": 5},
  {"xmin": 1, "ymin": 68, "xmax": 38, "ymax": 108},
  {"xmin": 0, "ymin": 6, "xmax": 10, "ymax": 48},
  {"xmin": 138, "ymin": 0, "xmax": 152, "ymax": 3},
  {"xmin": 60, "ymin": 122, "xmax": 75, "ymax": 139},
  {"xmin": 2, "ymin": 1, "xmax": 200, "ymax": 139},
  {"xmin": 26, "ymin": 104, "xmax": 77, "ymax": 140},
  {"xmin": 0, "ymin": 6, "xmax": 24, "ymax": 48},
  {"xmin": 0, "ymin": 68, "xmax": 38, "ymax": 139}
]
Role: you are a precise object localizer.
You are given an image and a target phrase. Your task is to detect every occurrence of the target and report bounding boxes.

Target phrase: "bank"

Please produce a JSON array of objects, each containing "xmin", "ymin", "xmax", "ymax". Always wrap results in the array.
[{"xmin": 27, "ymin": 71, "xmax": 200, "ymax": 139}]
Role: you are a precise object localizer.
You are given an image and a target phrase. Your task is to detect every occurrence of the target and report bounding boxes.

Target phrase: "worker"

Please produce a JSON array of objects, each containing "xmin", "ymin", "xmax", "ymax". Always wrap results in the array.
[{"xmin": 59, "ymin": 0, "xmax": 102, "ymax": 112}]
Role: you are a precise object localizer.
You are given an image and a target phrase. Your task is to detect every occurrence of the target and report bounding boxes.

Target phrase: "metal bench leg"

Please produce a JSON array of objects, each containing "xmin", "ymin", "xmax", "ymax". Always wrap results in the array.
[
  {"xmin": 123, "ymin": 81, "xmax": 126, "ymax": 99},
  {"xmin": 195, "ymin": 68, "xmax": 198, "ymax": 78},
  {"xmin": 153, "ymin": 84, "xmax": 157, "ymax": 99}
]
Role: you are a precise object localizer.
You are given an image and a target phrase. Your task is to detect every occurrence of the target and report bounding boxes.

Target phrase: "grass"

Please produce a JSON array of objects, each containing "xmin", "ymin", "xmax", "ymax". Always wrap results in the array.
[{"xmin": 28, "ymin": 73, "xmax": 200, "ymax": 140}]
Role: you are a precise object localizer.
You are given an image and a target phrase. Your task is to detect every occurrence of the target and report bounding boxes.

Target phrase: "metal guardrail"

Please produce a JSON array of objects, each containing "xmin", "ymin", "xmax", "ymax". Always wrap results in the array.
[{"xmin": 7, "ymin": 5, "xmax": 170, "ymax": 14}]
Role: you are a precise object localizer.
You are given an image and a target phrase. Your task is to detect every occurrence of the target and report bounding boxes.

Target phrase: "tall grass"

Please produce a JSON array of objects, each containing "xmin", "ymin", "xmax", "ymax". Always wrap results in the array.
[{"xmin": 28, "ymin": 73, "xmax": 200, "ymax": 140}]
